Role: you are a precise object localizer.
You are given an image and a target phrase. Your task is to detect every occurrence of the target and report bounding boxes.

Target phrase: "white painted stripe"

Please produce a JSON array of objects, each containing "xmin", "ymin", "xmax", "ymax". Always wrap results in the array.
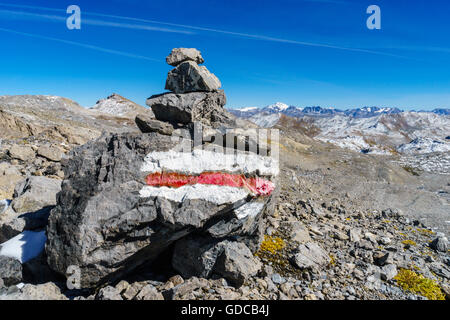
[
  {"xmin": 140, "ymin": 149, "xmax": 279, "ymax": 177},
  {"xmin": 234, "ymin": 202, "xmax": 265, "ymax": 220},
  {"xmin": 139, "ymin": 184, "xmax": 250, "ymax": 205}
]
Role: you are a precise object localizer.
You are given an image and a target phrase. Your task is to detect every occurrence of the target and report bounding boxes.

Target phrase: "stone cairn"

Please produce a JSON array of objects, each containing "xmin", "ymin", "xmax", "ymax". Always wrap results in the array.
[
  {"xmin": 45, "ymin": 48, "xmax": 279, "ymax": 290},
  {"xmin": 136, "ymin": 48, "xmax": 234, "ymax": 137}
]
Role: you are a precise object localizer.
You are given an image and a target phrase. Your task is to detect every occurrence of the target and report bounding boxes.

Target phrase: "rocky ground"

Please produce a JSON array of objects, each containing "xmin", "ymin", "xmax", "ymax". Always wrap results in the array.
[{"xmin": 0, "ymin": 48, "xmax": 448, "ymax": 301}]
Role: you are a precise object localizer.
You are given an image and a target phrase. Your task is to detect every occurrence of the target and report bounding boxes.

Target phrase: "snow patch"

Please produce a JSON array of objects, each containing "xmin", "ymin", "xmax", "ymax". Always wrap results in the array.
[{"xmin": 0, "ymin": 230, "xmax": 47, "ymax": 263}]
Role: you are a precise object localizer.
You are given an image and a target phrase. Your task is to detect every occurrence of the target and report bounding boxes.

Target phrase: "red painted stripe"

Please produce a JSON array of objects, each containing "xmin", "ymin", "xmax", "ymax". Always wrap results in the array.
[{"xmin": 146, "ymin": 172, "xmax": 275, "ymax": 196}]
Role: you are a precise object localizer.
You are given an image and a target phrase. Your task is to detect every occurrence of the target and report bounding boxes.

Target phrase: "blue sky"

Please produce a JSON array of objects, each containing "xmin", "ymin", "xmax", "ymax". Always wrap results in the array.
[{"xmin": 0, "ymin": 0, "xmax": 449, "ymax": 110}]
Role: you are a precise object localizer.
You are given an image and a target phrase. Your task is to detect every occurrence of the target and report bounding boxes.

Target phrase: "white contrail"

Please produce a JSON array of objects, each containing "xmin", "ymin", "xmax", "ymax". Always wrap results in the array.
[
  {"xmin": 0, "ymin": 9, "xmax": 193, "ymax": 34},
  {"xmin": 0, "ymin": 27, "xmax": 160, "ymax": 62},
  {"xmin": 0, "ymin": 2, "xmax": 408, "ymax": 59}
]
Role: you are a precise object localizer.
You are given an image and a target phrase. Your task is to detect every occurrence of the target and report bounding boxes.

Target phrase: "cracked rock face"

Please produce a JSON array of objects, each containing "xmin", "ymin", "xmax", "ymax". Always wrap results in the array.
[
  {"xmin": 165, "ymin": 61, "xmax": 221, "ymax": 94},
  {"xmin": 45, "ymin": 131, "xmax": 278, "ymax": 288}
]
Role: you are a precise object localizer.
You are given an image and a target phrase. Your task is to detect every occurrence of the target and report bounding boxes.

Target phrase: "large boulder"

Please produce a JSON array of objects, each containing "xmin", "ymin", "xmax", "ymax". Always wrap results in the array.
[
  {"xmin": 166, "ymin": 48, "xmax": 204, "ymax": 67},
  {"xmin": 147, "ymin": 90, "xmax": 233, "ymax": 127},
  {"xmin": 11, "ymin": 176, "xmax": 61, "ymax": 214},
  {"xmin": 165, "ymin": 61, "xmax": 221, "ymax": 94},
  {"xmin": 46, "ymin": 132, "xmax": 278, "ymax": 288}
]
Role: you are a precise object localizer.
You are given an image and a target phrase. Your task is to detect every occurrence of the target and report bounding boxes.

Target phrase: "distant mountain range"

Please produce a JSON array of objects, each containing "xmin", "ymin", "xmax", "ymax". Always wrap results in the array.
[
  {"xmin": 229, "ymin": 102, "xmax": 449, "ymax": 118},
  {"xmin": 228, "ymin": 102, "xmax": 450, "ymax": 156}
]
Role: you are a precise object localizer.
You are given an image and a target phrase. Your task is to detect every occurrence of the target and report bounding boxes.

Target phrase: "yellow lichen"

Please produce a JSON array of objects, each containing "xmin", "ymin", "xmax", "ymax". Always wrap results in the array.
[
  {"xmin": 417, "ymin": 228, "xmax": 435, "ymax": 236},
  {"xmin": 329, "ymin": 254, "xmax": 336, "ymax": 266},
  {"xmin": 394, "ymin": 269, "xmax": 445, "ymax": 300},
  {"xmin": 402, "ymin": 240, "xmax": 417, "ymax": 246},
  {"xmin": 257, "ymin": 235, "xmax": 285, "ymax": 255}
]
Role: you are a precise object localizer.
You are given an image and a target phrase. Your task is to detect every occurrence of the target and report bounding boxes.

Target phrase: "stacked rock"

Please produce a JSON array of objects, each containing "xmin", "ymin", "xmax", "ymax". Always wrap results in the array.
[
  {"xmin": 46, "ymin": 48, "xmax": 279, "ymax": 290},
  {"xmin": 143, "ymin": 48, "xmax": 234, "ymax": 131}
]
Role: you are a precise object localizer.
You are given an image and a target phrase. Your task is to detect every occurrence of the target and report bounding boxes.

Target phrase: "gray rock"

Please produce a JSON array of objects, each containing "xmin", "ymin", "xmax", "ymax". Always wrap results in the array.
[
  {"xmin": 348, "ymin": 228, "xmax": 361, "ymax": 242},
  {"xmin": 8, "ymin": 145, "xmax": 35, "ymax": 161},
  {"xmin": 0, "ymin": 256, "xmax": 22, "ymax": 286},
  {"xmin": 135, "ymin": 284, "xmax": 164, "ymax": 300},
  {"xmin": 165, "ymin": 61, "xmax": 221, "ymax": 93},
  {"xmin": 166, "ymin": 48, "xmax": 204, "ymax": 67},
  {"xmin": 37, "ymin": 146, "xmax": 63, "ymax": 162},
  {"xmin": 373, "ymin": 252, "xmax": 393, "ymax": 266},
  {"xmin": 214, "ymin": 241, "xmax": 262, "ymax": 287},
  {"xmin": 96, "ymin": 286, "xmax": 123, "ymax": 300},
  {"xmin": 293, "ymin": 242, "xmax": 330, "ymax": 270},
  {"xmin": 172, "ymin": 237, "xmax": 225, "ymax": 278},
  {"xmin": 382, "ymin": 208, "xmax": 403, "ymax": 219},
  {"xmin": 380, "ymin": 264, "xmax": 397, "ymax": 280},
  {"xmin": 271, "ymin": 273, "xmax": 285, "ymax": 285},
  {"xmin": 45, "ymin": 132, "xmax": 277, "ymax": 288},
  {"xmin": 11, "ymin": 176, "xmax": 61, "ymax": 214},
  {"xmin": 430, "ymin": 236, "xmax": 448, "ymax": 253},
  {"xmin": 147, "ymin": 90, "xmax": 233, "ymax": 127},
  {"xmin": 173, "ymin": 237, "xmax": 261, "ymax": 287},
  {"xmin": 283, "ymin": 221, "xmax": 311, "ymax": 244},
  {"xmin": 163, "ymin": 277, "xmax": 203, "ymax": 300},
  {"xmin": 0, "ymin": 282, "xmax": 67, "ymax": 300},
  {"xmin": 0, "ymin": 206, "xmax": 52, "ymax": 242},
  {"xmin": 135, "ymin": 114, "xmax": 174, "ymax": 135}
]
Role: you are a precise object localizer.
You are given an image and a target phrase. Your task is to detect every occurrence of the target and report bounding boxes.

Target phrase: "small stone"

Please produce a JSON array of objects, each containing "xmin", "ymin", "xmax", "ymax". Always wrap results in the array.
[
  {"xmin": 430, "ymin": 236, "xmax": 448, "ymax": 253},
  {"xmin": 271, "ymin": 273, "xmax": 285, "ymax": 285},
  {"xmin": 380, "ymin": 264, "xmax": 397, "ymax": 280},
  {"xmin": 135, "ymin": 284, "xmax": 164, "ymax": 300},
  {"xmin": 379, "ymin": 237, "xmax": 391, "ymax": 245},
  {"xmin": 348, "ymin": 228, "xmax": 361, "ymax": 242},
  {"xmin": 96, "ymin": 286, "xmax": 123, "ymax": 300},
  {"xmin": 364, "ymin": 232, "xmax": 378, "ymax": 244},
  {"xmin": 373, "ymin": 252, "xmax": 393, "ymax": 266},
  {"xmin": 168, "ymin": 275, "xmax": 184, "ymax": 286},
  {"xmin": 114, "ymin": 280, "xmax": 129, "ymax": 293},
  {"xmin": 293, "ymin": 242, "xmax": 330, "ymax": 270}
]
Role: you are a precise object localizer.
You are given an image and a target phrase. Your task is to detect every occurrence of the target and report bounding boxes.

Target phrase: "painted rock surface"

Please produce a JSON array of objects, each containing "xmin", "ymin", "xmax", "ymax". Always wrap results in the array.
[{"xmin": 46, "ymin": 132, "xmax": 278, "ymax": 288}]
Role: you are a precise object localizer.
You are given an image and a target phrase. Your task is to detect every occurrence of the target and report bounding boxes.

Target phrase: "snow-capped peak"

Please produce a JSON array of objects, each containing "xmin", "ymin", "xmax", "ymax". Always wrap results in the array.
[
  {"xmin": 265, "ymin": 102, "xmax": 290, "ymax": 111},
  {"xmin": 238, "ymin": 106, "xmax": 259, "ymax": 112}
]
